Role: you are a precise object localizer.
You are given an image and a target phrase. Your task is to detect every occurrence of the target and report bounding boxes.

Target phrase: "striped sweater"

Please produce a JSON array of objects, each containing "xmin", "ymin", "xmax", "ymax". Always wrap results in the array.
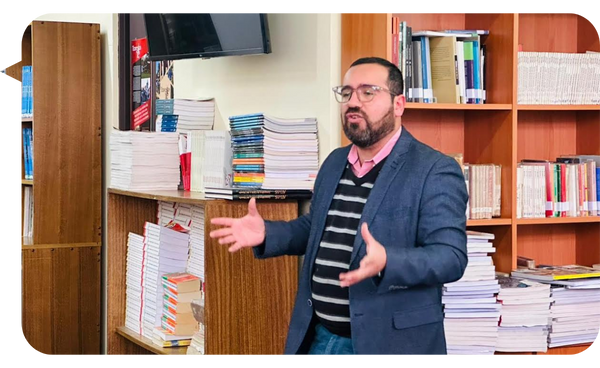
[{"xmin": 311, "ymin": 158, "xmax": 386, "ymax": 337}]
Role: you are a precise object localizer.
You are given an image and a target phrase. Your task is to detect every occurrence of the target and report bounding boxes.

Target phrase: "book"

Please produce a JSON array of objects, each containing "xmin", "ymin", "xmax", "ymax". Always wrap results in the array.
[
  {"xmin": 162, "ymin": 273, "xmax": 201, "ymax": 293},
  {"xmin": 517, "ymin": 256, "xmax": 536, "ymax": 269},
  {"xmin": 511, "ymin": 265, "xmax": 600, "ymax": 281},
  {"xmin": 429, "ymin": 35, "xmax": 460, "ymax": 103}
]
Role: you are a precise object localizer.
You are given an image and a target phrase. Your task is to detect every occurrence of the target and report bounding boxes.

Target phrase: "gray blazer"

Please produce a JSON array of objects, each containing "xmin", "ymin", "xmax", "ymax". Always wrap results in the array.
[{"xmin": 254, "ymin": 128, "xmax": 468, "ymax": 354}]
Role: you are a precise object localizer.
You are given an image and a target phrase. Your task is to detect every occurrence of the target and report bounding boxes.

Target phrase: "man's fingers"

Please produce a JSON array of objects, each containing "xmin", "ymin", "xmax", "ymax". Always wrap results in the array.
[
  {"xmin": 248, "ymin": 197, "xmax": 259, "ymax": 217},
  {"xmin": 211, "ymin": 217, "xmax": 235, "ymax": 227},
  {"xmin": 339, "ymin": 267, "xmax": 370, "ymax": 288},
  {"xmin": 209, "ymin": 228, "xmax": 233, "ymax": 238},
  {"xmin": 361, "ymin": 223, "xmax": 374, "ymax": 245},
  {"xmin": 228, "ymin": 242, "xmax": 244, "ymax": 253},
  {"xmin": 218, "ymin": 235, "xmax": 236, "ymax": 245}
]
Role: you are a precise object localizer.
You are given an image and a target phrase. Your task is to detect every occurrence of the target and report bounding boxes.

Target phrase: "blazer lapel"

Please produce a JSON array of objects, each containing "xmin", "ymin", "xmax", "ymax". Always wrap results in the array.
[
  {"xmin": 349, "ymin": 128, "xmax": 414, "ymax": 267},
  {"xmin": 306, "ymin": 145, "xmax": 352, "ymax": 278}
]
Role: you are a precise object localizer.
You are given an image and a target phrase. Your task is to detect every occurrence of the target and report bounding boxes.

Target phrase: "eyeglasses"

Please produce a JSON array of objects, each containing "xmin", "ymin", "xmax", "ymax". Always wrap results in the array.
[{"xmin": 332, "ymin": 84, "xmax": 397, "ymax": 103}]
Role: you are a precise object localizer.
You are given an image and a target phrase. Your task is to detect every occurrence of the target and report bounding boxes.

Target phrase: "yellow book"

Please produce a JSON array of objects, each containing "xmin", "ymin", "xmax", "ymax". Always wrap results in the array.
[{"xmin": 429, "ymin": 36, "xmax": 460, "ymax": 104}]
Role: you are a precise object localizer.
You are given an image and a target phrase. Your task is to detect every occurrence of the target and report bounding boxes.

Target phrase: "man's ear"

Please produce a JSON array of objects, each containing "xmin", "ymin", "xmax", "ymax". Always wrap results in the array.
[{"xmin": 394, "ymin": 94, "xmax": 406, "ymax": 118}]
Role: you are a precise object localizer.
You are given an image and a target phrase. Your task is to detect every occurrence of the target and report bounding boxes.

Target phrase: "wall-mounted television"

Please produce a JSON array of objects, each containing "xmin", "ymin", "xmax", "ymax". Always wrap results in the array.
[{"xmin": 143, "ymin": 13, "xmax": 271, "ymax": 61}]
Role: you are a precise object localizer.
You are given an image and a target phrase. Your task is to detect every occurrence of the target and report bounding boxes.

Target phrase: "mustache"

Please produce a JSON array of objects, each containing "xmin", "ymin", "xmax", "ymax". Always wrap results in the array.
[{"xmin": 344, "ymin": 107, "xmax": 366, "ymax": 119}]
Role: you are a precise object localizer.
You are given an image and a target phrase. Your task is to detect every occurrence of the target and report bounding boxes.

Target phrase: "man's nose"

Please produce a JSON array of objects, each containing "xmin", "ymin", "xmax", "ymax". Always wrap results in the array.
[{"xmin": 346, "ymin": 90, "xmax": 362, "ymax": 108}]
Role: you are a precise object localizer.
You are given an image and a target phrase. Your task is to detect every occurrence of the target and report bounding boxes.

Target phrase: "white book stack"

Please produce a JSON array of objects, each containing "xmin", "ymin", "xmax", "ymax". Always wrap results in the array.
[
  {"xmin": 186, "ymin": 325, "xmax": 205, "ymax": 355},
  {"xmin": 125, "ymin": 232, "xmax": 145, "ymax": 335},
  {"xmin": 188, "ymin": 205, "xmax": 206, "ymax": 280},
  {"xmin": 110, "ymin": 130, "xmax": 180, "ymax": 191},
  {"xmin": 23, "ymin": 186, "xmax": 33, "ymax": 239},
  {"xmin": 261, "ymin": 115, "xmax": 319, "ymax": 190},
  {"xmin": 517, "ymin": 52, "xmax": 600, "ymax": 105},
  {"xmin": 157, "ymin": 201, "xmax": 204, "ymax": 280},
  {"xmin": 189, "ymin": 131, "xmax": 206, "ymax": 192},
  {"xmin": 548, "ymin": 287, "xmax": 600, "ymax": 348},
  {"xmin": 202, "ymin": 131, "xmax": 233, "ymax": 189},
  {"xmin": 155, "ymin": 98, "xmax": 215, "ymax": 132},
  {"xmin": 141, "ymin": 222, "xmax": 190, "ymax": 339},
  {"xmin": 443, "ymin": 231, "xmax": 501, "ymax": 355},
  {"xmin": 495, "ymin": 277, "xmax": 552, "ymax": 353}
]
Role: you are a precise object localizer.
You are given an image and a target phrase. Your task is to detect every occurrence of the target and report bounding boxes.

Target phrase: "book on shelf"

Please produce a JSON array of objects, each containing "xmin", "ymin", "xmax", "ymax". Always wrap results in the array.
[
  {"xmin": 21, "ymin": 66, "xmax": 33, "ymax": 118},
  {"xmin": 517, "ymin": 256, "xmax": 536, "ymax": 269},
  {"xmin": 155, "ymin": 98, "xmax": 215, "ymax": 133},
  {"xmin": 464, "ymin": 163, "xmax": 501, "ymax": 219},
  {"xmin": 511, "ymin": 265, "xmax": 600, "ymax": 282},
  {"xmin": 23, "ymin": 186, "xmax": 33, "ymax": 239},
  {"xmin": 22, "ymin": 127, "xmax": 33, "ymax": 180},
  {"xmin": 204, "ymin": 186, "xmax": 313, "ymax": 200}
]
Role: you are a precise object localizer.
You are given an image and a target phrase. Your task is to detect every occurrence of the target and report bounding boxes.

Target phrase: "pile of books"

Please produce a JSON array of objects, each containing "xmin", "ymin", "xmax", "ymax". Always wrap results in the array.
[
  {"xmin": 187, "ymin": 298, "xmax": 205, "ymax": 354},
  {"xmin": 495, "ymin": 277, "xmax": 552, "ymax": 353},
  {"xmin": 228, "ymin": 113, "xmax": 266, "ymax": 189},
  {"xmin": 442, "ymin": 231, "xmax": 501, "ymax": 355},
  {"xmin": 125, "ymin": 232, "xmax": 145, "ymax": 335},
  {"xmin": 110, "ymin": 131, "xmax": 180, "ymax": 191},
  {"xmin": 158, "ymin": 272, "xmax": 202, "ymax": 344},
  {"xmin": 201, "ymin": 131, "xmax": 233, "ymax": 190},
  {"xmin": 22, "ymin": 127, "xmax": 33, "ymax": 180},
  {"xmin": 464, "ymin": 164, "xmax": 502, "ymax": 219},
  {"xmin": 155, "ymin": 98, "xmax": 215, "ymax": 132},
  {"xmin": 204, "ymin": 187, "xmax": 313, "ymax": 200}
]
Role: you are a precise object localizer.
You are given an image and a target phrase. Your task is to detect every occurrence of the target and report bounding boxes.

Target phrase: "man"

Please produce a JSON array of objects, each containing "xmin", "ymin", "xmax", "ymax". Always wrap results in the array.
[{"xmin": 209, "ymin": 57, "xmax": 468, "ymax": 354}]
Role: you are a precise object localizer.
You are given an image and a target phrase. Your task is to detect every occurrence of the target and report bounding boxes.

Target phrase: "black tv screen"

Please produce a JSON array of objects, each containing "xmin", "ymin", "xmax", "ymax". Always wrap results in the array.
[{"xmin": 143, "ymin": 13, "xmax": 271, "ymax": 61}]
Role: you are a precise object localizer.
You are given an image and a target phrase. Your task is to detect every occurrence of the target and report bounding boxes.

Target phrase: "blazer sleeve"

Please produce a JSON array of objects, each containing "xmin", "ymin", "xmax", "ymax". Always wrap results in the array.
[{"xmin": 376, "ymin": 155, "xmax": 468, "ymax": 292}]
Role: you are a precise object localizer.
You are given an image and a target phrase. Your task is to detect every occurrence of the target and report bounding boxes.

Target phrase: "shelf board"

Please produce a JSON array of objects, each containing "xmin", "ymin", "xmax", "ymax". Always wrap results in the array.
[
  {"xmin": 518, "ymin": 105, "xmax": 600, "ymax": 111},
  {"xmin": 108, "ymin": 188, "xmax": 211, "ymax": 204},
  {"xmin": 116, "ymin": 326, "xmax": 188, "ymax": 355},
  {"xmin": 21, "ymin": 238, "xmax": 101, "ymax": 249},
  {"xmin": 405, "ymin": 103, "xmax": 512, "ymax": 111},
  {"xmin": 467, "ymin": 218, "xmax": 512, "ymax": 226},
  {"xmin": 22, "ymin": 117, "xmax": 33, "ymax": 123},
  {"xmin": 22, "ymin": 179, "xmax": 33, "ymax": 185},
  {"xmin": 517, "ymin": 217, "xmax": 600, "ymax": 225}
]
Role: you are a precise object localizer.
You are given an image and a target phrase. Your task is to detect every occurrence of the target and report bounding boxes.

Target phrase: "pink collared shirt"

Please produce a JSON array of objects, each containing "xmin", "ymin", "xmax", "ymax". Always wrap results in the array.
[{"xmin": 347, "ymin": 127, "xmax": 402, "ymax": 178}]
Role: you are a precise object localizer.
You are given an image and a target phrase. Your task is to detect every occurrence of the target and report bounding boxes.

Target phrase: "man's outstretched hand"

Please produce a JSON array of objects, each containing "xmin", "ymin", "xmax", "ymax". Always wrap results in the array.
[
  {"xmin": 209, "ymin": 198, "xmax": 266, "ymax": 253},
  {"xmin": 339, "ymin": 223, "xmax": 387, "ymax": 288}
]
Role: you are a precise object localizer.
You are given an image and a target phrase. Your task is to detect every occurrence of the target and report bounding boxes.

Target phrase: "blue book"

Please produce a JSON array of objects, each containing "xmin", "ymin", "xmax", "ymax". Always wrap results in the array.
[
  {"xmin": 21, "ymin": 67, "xmax": 26, "ymax": 116},
  {"xmin": 472, "ymin": 40, "xmax": 481, "ymax": 103},
  {"xmin": 22, "ymin": 129, "xmax": 29, "ymax": 179},
  {"xmin": 155, "ymin": 99, "xmax": 175, "ymax": 115},
  {"xmin": 420, "ymin": 36, "xmax": 430, "ymax": 103},
  {"xmin": 597, "ymin": 168, "xmax": 600, "ymax": 210},
  {"xmin": 229, "ymin": 113, "xmax": 264, "ymax": 121}
]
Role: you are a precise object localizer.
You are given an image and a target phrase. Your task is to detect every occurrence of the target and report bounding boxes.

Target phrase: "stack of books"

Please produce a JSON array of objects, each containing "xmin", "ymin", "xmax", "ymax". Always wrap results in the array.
[
  {"xmin": 262, "ymin": 115, "xmax": 318, "ymax": 191},
  {"xmin": 110, "ymin": 131, "xmax": 180, "ymax": 191},
  {"xmin": 141, "ymin": 223, "xmax": 190, "ymax": 339},
  {"xmin": 125, "ymin": 232, "xmax": 146, "ymax": 335},
  {"xmin": 21, "ymin": 66, "xmax": 33, "ymax": 118},
  {"xmin": 495, "ymin": 277, "xmax": 552, "ymax": 353},
  {"xmin": 442, "ymin": 231, "xmax": 501, "ymax": 355},
  {"xmin": 155, "ymin": 98, "xmax": 215, "ymax": 132},
  {"xmin": 160, "ymin": 272, "xmax": 202, "ymax": 338},
  {"xmin": 187, "ymin": 298, "xmax": 205, "ymax": 355},
  {"xmin": 202, "ymin": 131, "xmax": 233, "ymax": 189},
  {"xmin": 511, "ymin": 264, "xmax": 600, "ymax": 348},
  {"xmin": 204, "ymin": 187, "xmax": 313, "ymax": 200},
  {"xmin": 464, "ymin": 164, "xmax": 502, "ymax": 219},
  {"xmin": 228, "ymin": 113, "xmax": 266, "ymax": 189},
  {"xmin": 152, "ymin": 327, "xmax": 192, "ymax": 348}
]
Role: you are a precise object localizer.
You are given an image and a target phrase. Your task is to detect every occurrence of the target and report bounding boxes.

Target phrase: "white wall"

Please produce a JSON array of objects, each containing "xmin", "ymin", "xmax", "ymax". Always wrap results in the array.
[
  {"xmin": 34, "ymin": 13, "xmax": 118, "ymax": 355},
  {"xmin": 174, "ymin": 13, "xmax": 342, "ymax": 163}
]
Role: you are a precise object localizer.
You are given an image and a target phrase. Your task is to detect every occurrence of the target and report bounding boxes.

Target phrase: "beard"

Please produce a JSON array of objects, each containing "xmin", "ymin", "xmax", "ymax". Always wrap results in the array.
[{"xmin": 342, "ymin": 107, "xmax": 395, "ymax": 148}]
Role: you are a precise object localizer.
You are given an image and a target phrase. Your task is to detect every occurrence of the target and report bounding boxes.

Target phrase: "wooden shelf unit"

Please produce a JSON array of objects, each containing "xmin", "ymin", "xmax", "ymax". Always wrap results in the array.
[
  {"xmin": 7, "ymin": 21, "xmax": 102, "ymax": 354},
  {"xmin": 107, "ymin": 189, "xmax": 300, "ymax": 354},
  {"xmin": 342, "ymin": 13, "xmax": 600, "ymax": 355}
]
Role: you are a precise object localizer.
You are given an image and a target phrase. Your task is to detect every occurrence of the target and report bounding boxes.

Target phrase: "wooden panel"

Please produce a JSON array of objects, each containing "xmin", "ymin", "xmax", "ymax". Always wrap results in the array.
[
  {"xmin": 517, "ymin": 224, "xmax": 584, "ymax": 266},
  {"xmin": 517, "ymin": 111, "xmax": 578, "ymax": 162},
  {"xmin": 576, "ymin": 111, "xmax": 600, "ymax": 155},
  {"xmin": 4, "ymin": 61, "xmax": 22, "ymax": 82},
  {"xmin": 401, "ymin": 110, "xmax": 464, "ymax": 154},
  {"xmin": 577, "ymin": 15, "xmax": 600, "ymax": 53},
  {"xmin": 32, "ymin": 21, "xmax": 101, "ymax": 245},
  {"xmin": 205, "ymin": 201, "xmax": 298, "ymax": 354},
  {"xmin": 537, "ymin": 343, "xmax": 592, "ymax": 355},
  {"xmin": 392, "ymin": 14, "xmax": 465, "ymax": 32},
  {"xmin": 405, "ymin": 103, "xmax": 512, "ymax": 110},
  {"xmin": 465, "ymin": 110, "xmax": 513, "ymax": 218},
  {"xmin": 466, "ymin": 14, "xmax": 517, "ymax": 104},
  {"xmin": 22, "ymin": 25, "xmax": 32, "ymax": 66},
  {"xmin": 576, "ymin": 223, "xmax": 600, "ymax": 267},
  {"xmin": 107, "ymin": 193, "xmax": 157, "ymax": 354},
  {"xmin": 108, "ymin": 188, "xmax": 209, "ymax": 204},
  {"xmin": 341, "ymin": 14, "xmax": 390, "ymax": 77},
  {"xmin": 22, "ymin": 247, "xmax": 100, "ymax": 354},
  {"xmin": 519, "ymin": 14, "xmax": 579, "ymax": 52}
]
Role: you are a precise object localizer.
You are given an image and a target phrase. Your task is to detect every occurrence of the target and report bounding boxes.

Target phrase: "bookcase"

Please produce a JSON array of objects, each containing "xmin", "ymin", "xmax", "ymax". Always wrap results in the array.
[
  {"xmin": 8, "ymin": 21, "xmax": 102, "ymax": 354},
  {"xmin": 106, "ymin": 189, "xmax": 299, "ymax": 354},
  {"xmin": 341, "ymin": 13, "xmax": 600, "ymax": 355}
]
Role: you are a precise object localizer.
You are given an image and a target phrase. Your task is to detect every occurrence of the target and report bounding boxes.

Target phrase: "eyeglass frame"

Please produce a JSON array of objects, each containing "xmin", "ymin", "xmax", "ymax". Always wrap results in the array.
[{"xmin": 331, "ymin": 84, "xmax": 398, "ymax": 103}]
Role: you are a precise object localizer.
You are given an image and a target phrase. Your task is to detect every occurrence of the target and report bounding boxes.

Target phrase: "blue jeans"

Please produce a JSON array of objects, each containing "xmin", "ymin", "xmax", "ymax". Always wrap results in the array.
[{"xmin": 307, "ymin": 324, "xmax": 355, "ymax": 354}]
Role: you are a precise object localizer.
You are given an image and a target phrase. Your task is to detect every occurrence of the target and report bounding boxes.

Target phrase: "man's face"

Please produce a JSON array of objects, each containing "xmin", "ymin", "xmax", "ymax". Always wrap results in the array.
[{"xmin": 341, "ymin": 64, "xmax": 399, "ymax": 148}]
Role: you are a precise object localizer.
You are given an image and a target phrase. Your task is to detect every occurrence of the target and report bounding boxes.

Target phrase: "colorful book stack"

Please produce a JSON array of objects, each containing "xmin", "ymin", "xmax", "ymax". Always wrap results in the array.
[
  {"xmin": 21, "ymin": 66, "xmax": 33, "ymax": 118},
  {"xmin": 229, "ymin": 113, "xmax": 265, "ymax": 189},
  {"xmin": 160, "ymin": 272, "xmax": 202, "ymax": 339},
  {"xmin": 22, "ymin": 127, "xmax": 33, "ymax": 180},
  {"xmin": 155, "ymin": 98, "xmax": 215, "ymax": 132}
]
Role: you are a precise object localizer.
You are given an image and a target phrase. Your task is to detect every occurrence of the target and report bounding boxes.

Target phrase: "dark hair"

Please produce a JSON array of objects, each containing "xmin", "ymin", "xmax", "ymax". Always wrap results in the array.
[{"xmin": 350, "ymin": 57, "xmax": 404, "ymax": 97}]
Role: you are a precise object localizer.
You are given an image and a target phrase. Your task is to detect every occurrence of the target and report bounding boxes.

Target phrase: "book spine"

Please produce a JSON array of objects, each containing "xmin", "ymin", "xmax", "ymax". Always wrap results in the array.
[
  {"xmin": 406, "ymin": 26, "xmax": 413, "ymax": 101},
  {"xmin": 472, "ymin": 40, "xmax": 481, "ymax": 104},
  {"xmin": 545, "ymin": 163, "xmax": 553, "ymax": 217},
  {"xmin": 464, "ymin": 42, "xmax": 475, "ymax": 104}
]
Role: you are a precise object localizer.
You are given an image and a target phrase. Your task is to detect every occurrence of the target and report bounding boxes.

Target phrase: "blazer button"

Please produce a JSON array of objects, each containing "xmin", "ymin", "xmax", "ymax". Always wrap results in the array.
[{"xmin": 307, "ymin": 299, "xmax": 313, "ymax": 307}]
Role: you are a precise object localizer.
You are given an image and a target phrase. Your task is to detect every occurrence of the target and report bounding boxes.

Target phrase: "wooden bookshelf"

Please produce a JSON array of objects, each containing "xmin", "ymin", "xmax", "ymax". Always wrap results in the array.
[
  {"xmin": 7, "ymin": 21, "xmax": 102, "ymax": 354},
  {"xmin": 107, "ymin": 189, "xmax": 299, "ymax": 354},
  {"xmin": 342, "ymin": 13, "xmax": 600, "ymax": 354},
  {"xmin": 116, "ymin": 327, "xmax": 187, "ymax": 355}
]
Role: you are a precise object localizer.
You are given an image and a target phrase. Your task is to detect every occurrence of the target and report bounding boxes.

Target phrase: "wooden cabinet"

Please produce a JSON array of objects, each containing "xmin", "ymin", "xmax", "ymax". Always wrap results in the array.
[
  {"xmin": 106, "ymin": 189, "xmax": 299, "ymax": 354},
  {"xmin": 8, "ymin": 20, "xmax": 102, "ymax": 354}
]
